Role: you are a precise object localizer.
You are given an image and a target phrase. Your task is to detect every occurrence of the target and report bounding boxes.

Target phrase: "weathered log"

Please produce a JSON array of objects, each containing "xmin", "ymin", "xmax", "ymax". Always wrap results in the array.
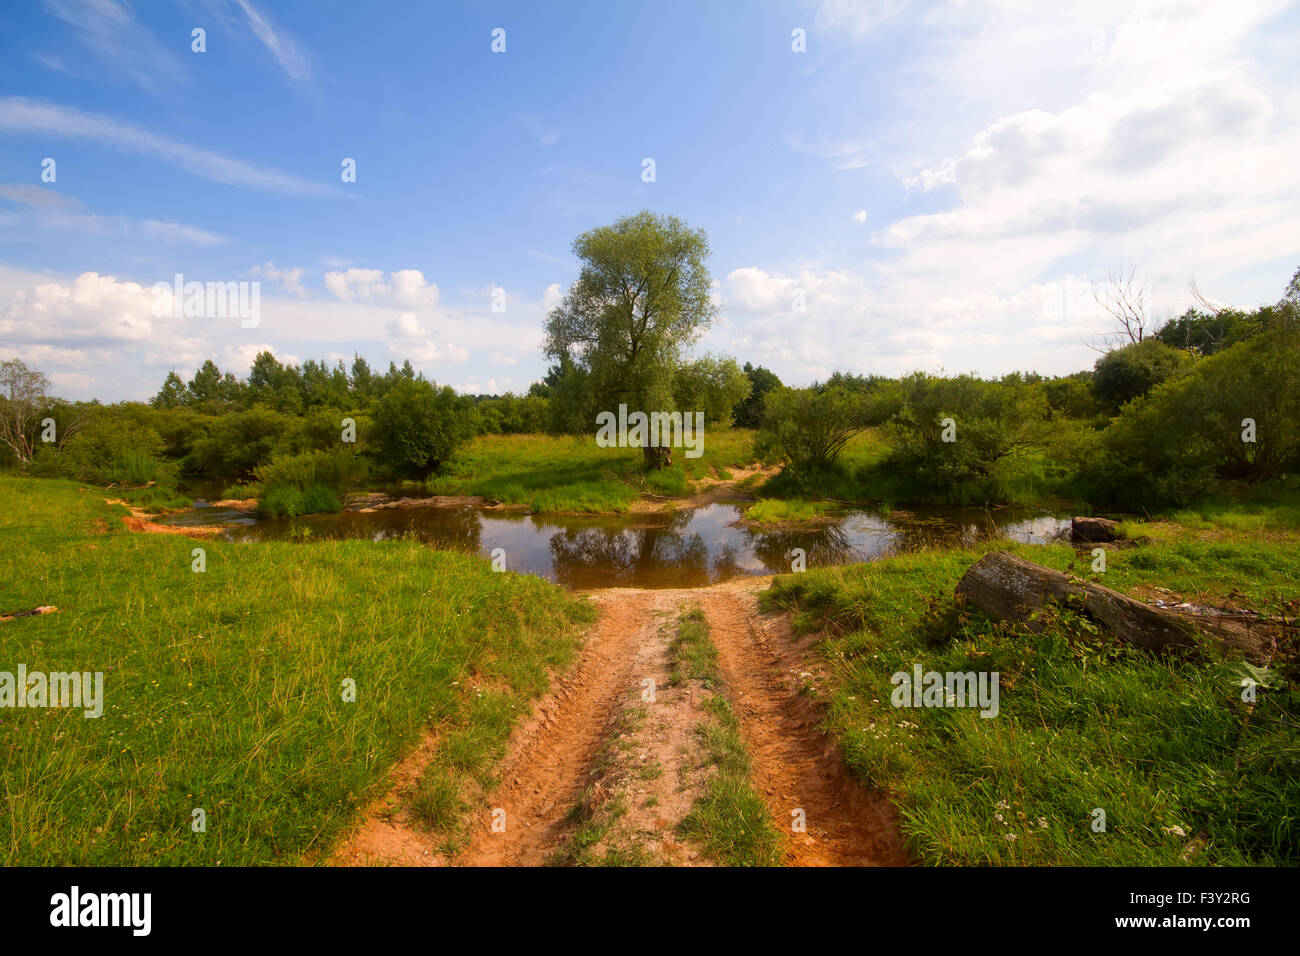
[
  {"xmin": 1071, "ymin": 516, "xmax": 1121, "ymax": 543},
  {"xmin": 956, "ymin": 551, "xmax": 1274, "ymax": 663},
  {"xmin": 0, "ymin": 605, "xmax": 58, "ymax": 622}
]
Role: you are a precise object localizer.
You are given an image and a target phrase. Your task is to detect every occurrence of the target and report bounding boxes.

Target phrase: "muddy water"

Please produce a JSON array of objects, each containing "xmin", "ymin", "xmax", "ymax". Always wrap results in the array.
[{"xmin": 160, "ymin": 500, "xmax": 1069, "ymax": 590}]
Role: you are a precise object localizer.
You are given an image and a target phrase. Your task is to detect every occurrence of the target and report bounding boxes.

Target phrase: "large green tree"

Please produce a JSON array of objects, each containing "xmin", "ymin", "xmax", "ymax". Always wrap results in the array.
[{"xmin": 544, "ymin": 210, "xmax": 716, "ymax": 467}]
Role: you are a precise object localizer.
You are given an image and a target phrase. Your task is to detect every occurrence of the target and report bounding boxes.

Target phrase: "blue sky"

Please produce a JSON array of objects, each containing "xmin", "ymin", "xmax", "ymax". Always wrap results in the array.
[{"xmin": 1, "ymin": 0, "xmax": 1298, "ymax": 401}]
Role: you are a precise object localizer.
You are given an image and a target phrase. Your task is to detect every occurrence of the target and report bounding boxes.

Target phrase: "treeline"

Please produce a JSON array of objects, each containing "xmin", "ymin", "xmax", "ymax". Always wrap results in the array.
[
  {"xmin": 3, "ymin": 201, "xmax": 1296, "ymax": 518},
  {"xmin": 0, "ymin": 336, "xmax": 783, "ymax": 516},
  {"xmin": 754, "ymin": 268, "xmax": 1300, "ymax": 508}
]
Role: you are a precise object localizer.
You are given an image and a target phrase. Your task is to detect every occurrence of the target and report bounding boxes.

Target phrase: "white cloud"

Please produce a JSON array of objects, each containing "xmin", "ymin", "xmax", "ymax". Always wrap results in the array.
[
  {"xmin": 234, "ymin": 0, "xmax": 313, "ymax": 86},
  {"xmin": 852, "ymin": 209, "xmax": 868, "ymax": 223},
  {"xmin": 387, "ymin": 311, "xmax": 428, "ymax": 338},
  {"xmin": 0, "ymin": 98, "xmax": 334, "ymax": 196},
  {"xmin": 49, "ymin": 371, "xmax": 94, "ymax": 390},
  {"xmin": 0, "ymin": 184, "xmax": 78, "ymax": 209},
  {"xmin": 43, "ymin": 0, "xmax": 184, "ymax": 94},
  {"xmin": 815, "ymin": 0, "xmax": 910, "ymax": 38},
  {"xmin": 139, "ymin": 220, "xmax": 228, "ymax": 246},
  {"xmin": 251, "ymin": 262, "xmax": 307, "ymax": 296},
  {"xmin": 325, "ymin": 268, "xmax": 439, "ymax": 308},
  {"xmin": 224, "ymin": 343, "xmax": 300, "ymax": 372}
]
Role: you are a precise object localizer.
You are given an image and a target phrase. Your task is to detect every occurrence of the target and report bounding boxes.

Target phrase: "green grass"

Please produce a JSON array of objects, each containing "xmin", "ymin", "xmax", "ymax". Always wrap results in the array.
[
  {"xmin": 113, "ymin": 486, "xmax": 193, "ymax": 513},
  {"xmin": 743, "ymin": 498, "xmax": 837, "ymax": 524},
  {"xmin": 669, "ymin": 608, "xmax": 782, "ymax": 867},
  {"xmin": 680, "ymin": 695, "xmax": 783, "ymax": 867},
  {"xmin": 666, "ymin": 607, "xmax": 718, "ymax": 686},
  {"xmin": 757, "ymin": 427, "xmax": 1094, "ymax": 509},
  {"xmin": 425, "ymin": 430, "xmax": 760, "ymax": 514},
  {"xmin": 761, "ymin": 525, "xmax": 1300, "ymax": 865},
  {"xmin": 0, "ymin": 476, "xmax": 594, "ymax": 865}
]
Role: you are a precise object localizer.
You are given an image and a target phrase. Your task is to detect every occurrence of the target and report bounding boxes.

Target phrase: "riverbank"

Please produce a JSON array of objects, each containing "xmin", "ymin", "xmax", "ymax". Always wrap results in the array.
[{"xmin": 762, "ymin": 502, "xmax": 1300, "ymax": 865}]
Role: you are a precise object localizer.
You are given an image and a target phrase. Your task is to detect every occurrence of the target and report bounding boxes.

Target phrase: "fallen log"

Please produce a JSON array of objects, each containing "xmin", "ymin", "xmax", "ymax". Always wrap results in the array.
[
  {"xmin": 956, "ymin": 551, "xmax": 1274, "ymax": 663},
  {"xmin": 0, "ymin": 605, "xmax": 58, "ymax": 623},
  {"xmin": 1071, "ymin": 516, "xmax": 1121, "ymax": 542}
]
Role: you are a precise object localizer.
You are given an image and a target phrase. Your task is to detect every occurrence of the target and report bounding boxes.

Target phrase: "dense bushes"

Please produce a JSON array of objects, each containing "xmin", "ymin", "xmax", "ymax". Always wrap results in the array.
[
  {"xmin": 1093, "ymin": 328, "xmax": 1300, "ymax": 508},
  {"xmin": 25, "ymin": 404, "xmax": 178, "ymax": 489},
  {"xmin": 755, "ymin": 386, "xmax": 865, "ymax": 481},
  {"xmin": 1091, "ymin": 339, "xmax": 1192, "ymax": 410},
  {"xmin": 474, "ymin": 393, "xmax": 548, "ymax": 435},
  {"xmin": 373, "ymin": 379, "xmax": 476, "ymax": 477},
  {"xmin": 884, "ymin": 373, "xmax": 1052, "ymax": 498},
  {"xmin": 254, "ymin": 448, "xmax": 367, "ymax": 517}
]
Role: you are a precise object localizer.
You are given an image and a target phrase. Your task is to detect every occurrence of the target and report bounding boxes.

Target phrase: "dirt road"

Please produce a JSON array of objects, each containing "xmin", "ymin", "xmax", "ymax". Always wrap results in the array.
[{"xmin": 338, "ymin": 577, "xmax": 908, "ymax": 867}]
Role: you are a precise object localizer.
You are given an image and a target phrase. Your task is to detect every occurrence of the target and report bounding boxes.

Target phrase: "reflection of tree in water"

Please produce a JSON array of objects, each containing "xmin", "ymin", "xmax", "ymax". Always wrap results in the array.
[
  {"xmin": 710, "ymin": 542, "xmax": 742, "ymax": 582},
  {"xmin": 548, "ymin": 518, "xmax": 713, "ymax": 588},
  {"xmin": 352, "ymin": 505, "xmax": 484, "ymax": 553},
  {"xmin": 745, "ymin": 523, "xmax": 862, "ymax": 572}
]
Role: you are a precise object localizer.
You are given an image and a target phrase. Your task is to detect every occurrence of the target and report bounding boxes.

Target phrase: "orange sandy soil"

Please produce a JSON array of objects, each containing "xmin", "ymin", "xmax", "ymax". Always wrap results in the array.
[{"xmin": 334, "ymin": 577, "xmax": 908, "ymax": 867}]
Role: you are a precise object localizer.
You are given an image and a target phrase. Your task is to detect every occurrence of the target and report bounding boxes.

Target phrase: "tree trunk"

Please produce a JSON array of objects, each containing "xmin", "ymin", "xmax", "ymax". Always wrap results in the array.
[
  {"xmin": 642, "ymin": 444, "xmax": 672, "ymax": 469},
  {"xmin": 955, "ymin": 551, "xmax": 1275, "ymax": 663},
  {"xmin": 1071, "ymin": 516, "xmax": 1121, "ymax": 542}
]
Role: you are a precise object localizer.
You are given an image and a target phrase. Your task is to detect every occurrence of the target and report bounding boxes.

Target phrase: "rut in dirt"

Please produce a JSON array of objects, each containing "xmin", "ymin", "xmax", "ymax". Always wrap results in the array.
[
  {"xmin": 695, "ymin": 585, "xmax": 910, "ymax": 866},
  {"xmin": 454, "ymin": 579, "xmax": 908, "ymax": 867}
]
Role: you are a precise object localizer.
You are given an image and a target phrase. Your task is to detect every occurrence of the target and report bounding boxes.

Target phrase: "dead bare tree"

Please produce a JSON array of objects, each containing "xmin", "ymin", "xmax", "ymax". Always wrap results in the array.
[
  {"xmin": 1189, "ymin": 278, "xmax": 1227, "ymax": 317},
  {"xmin": 1087, "ymin": 267, "xmax": 1150, "ymax": 352}
]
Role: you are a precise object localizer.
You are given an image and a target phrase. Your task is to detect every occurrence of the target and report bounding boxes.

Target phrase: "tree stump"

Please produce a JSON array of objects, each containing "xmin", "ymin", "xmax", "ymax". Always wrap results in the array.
[
  {"xmin": 955, "ymin": 551, "xmax": 1274, "ymax": 663},
  {"xmin": 1071, "ymin": 516, "xmax": 1121, "ymax": 543}
]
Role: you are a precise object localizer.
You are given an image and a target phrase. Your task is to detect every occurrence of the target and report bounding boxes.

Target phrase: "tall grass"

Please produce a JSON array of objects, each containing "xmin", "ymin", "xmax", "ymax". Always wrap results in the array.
[
  {"xmin": 762, "ymin": 530, "xmax": 1300, "ymax": 865},
  {"xmin": 0, "ymin": 476, "xmax": 593, "ymax": 865},
  {"xmin": 426, "ymin": 430, "xmax": 760, "ymax": 513}
]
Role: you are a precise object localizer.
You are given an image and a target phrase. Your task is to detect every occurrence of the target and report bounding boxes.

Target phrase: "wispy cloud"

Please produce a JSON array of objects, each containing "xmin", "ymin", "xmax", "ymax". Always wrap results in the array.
[
  {"xmin": 43, "ymin": 0, "xmax": 185, "ymax": 93},
  {"xmin": 0, "ymin": 184, "xmax": 228, "ymax": 245},
  {"xmin": 0, "ymin": 184, "xmax": 80, "ymax": 209},
  {"xmin": 234, "ymin": 0, "xmax": 313, "ymax": 86},
  {"xmin": 139, "ymin": 220, "xmax": 227, "ymax": 246},
  {"xmin": 0, "ymin": 98, "xmax": 335, "ymax": 196}
]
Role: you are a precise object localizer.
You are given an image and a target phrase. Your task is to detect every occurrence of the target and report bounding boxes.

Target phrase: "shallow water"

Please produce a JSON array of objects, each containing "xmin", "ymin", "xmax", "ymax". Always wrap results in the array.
[{"xmin": 161, "ymin": 500, "xmax": 1070, "ymax": 590}]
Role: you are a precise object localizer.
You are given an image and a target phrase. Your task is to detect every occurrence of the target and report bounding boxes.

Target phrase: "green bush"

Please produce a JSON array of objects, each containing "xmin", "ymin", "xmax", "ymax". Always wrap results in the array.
[
  {"xmin": 1092, "ymin": 339, "xmax": 1192, "ymax": 410},
  {"xmin": 254, "ymin": 448, "xmax": 366, "ymax": 516},
  {"xmin": 260, "ymin": 483, "xmax": 341, "ymax": 518},
  {"xmin": 102, "ymin": 449, "xmax": 169, "ymax": 486},
  {"xmin": 373, "ymin": 378, "xmax": 476, "ymax": 477},
  {"xmin": 755, "ymin": 386, "xmax": 864, "ymax": 479},
  {"xmin": 1094, "ymin": 328, "xmax": 1300, "ymax": 508},
  {"xmin": 24, "ymin": 404, "xmax": 178, "ymax": 489},
  {"xmin": 883, "ymin": 373, "xmax": 1051, "ymax": 501}
]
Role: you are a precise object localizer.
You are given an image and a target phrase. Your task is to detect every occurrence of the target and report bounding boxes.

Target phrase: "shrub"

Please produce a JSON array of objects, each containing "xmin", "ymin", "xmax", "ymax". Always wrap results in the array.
[
  {"xmin": 373, "ymin": 378, "xmax": 476, "ymax": 476},
  {"xmin": 1094, "ymin": 328, "xmax": 1300, "ymax": 508},
  {"xmin": 254, "ymin": 448, "xmax": 366, "ymax": 516},
  {"xmin": 883, "ymin": 373, "xmax": 1051, "ymax": 500},
  {"xmin": 1092, "ymin": 339, "xmax": 1192, "ymax": 410},
  {"xmin": 755, "ymin": 386, "xmax": 864, "ymax": 478}
]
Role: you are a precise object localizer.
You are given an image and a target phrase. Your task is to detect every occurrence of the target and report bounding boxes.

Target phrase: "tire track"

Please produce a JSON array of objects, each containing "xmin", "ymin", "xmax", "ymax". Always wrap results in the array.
[{"xmin": 697, "ymin": 584, "xmax": 910, "ymax": 866}]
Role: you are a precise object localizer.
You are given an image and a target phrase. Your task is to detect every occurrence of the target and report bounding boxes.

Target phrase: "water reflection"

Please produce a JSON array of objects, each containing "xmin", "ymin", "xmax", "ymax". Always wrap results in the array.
[{"xmin": 162, "ymin": 501, "xmax": 1070, "ymax": 590}]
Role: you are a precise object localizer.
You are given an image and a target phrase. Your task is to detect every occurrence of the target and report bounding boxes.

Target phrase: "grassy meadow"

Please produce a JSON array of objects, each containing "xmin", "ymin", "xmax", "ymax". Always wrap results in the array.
[
  {"xmin": 0, "ymin": 476, "xmax": 593, "ymax": 865},
  {"xmin": 762, "ymin": 498, "xmax": 1300, "ymax": 865},
  {"xmin": 424, "ymin": 428, "xmax": 761, "ymax": 513}
]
